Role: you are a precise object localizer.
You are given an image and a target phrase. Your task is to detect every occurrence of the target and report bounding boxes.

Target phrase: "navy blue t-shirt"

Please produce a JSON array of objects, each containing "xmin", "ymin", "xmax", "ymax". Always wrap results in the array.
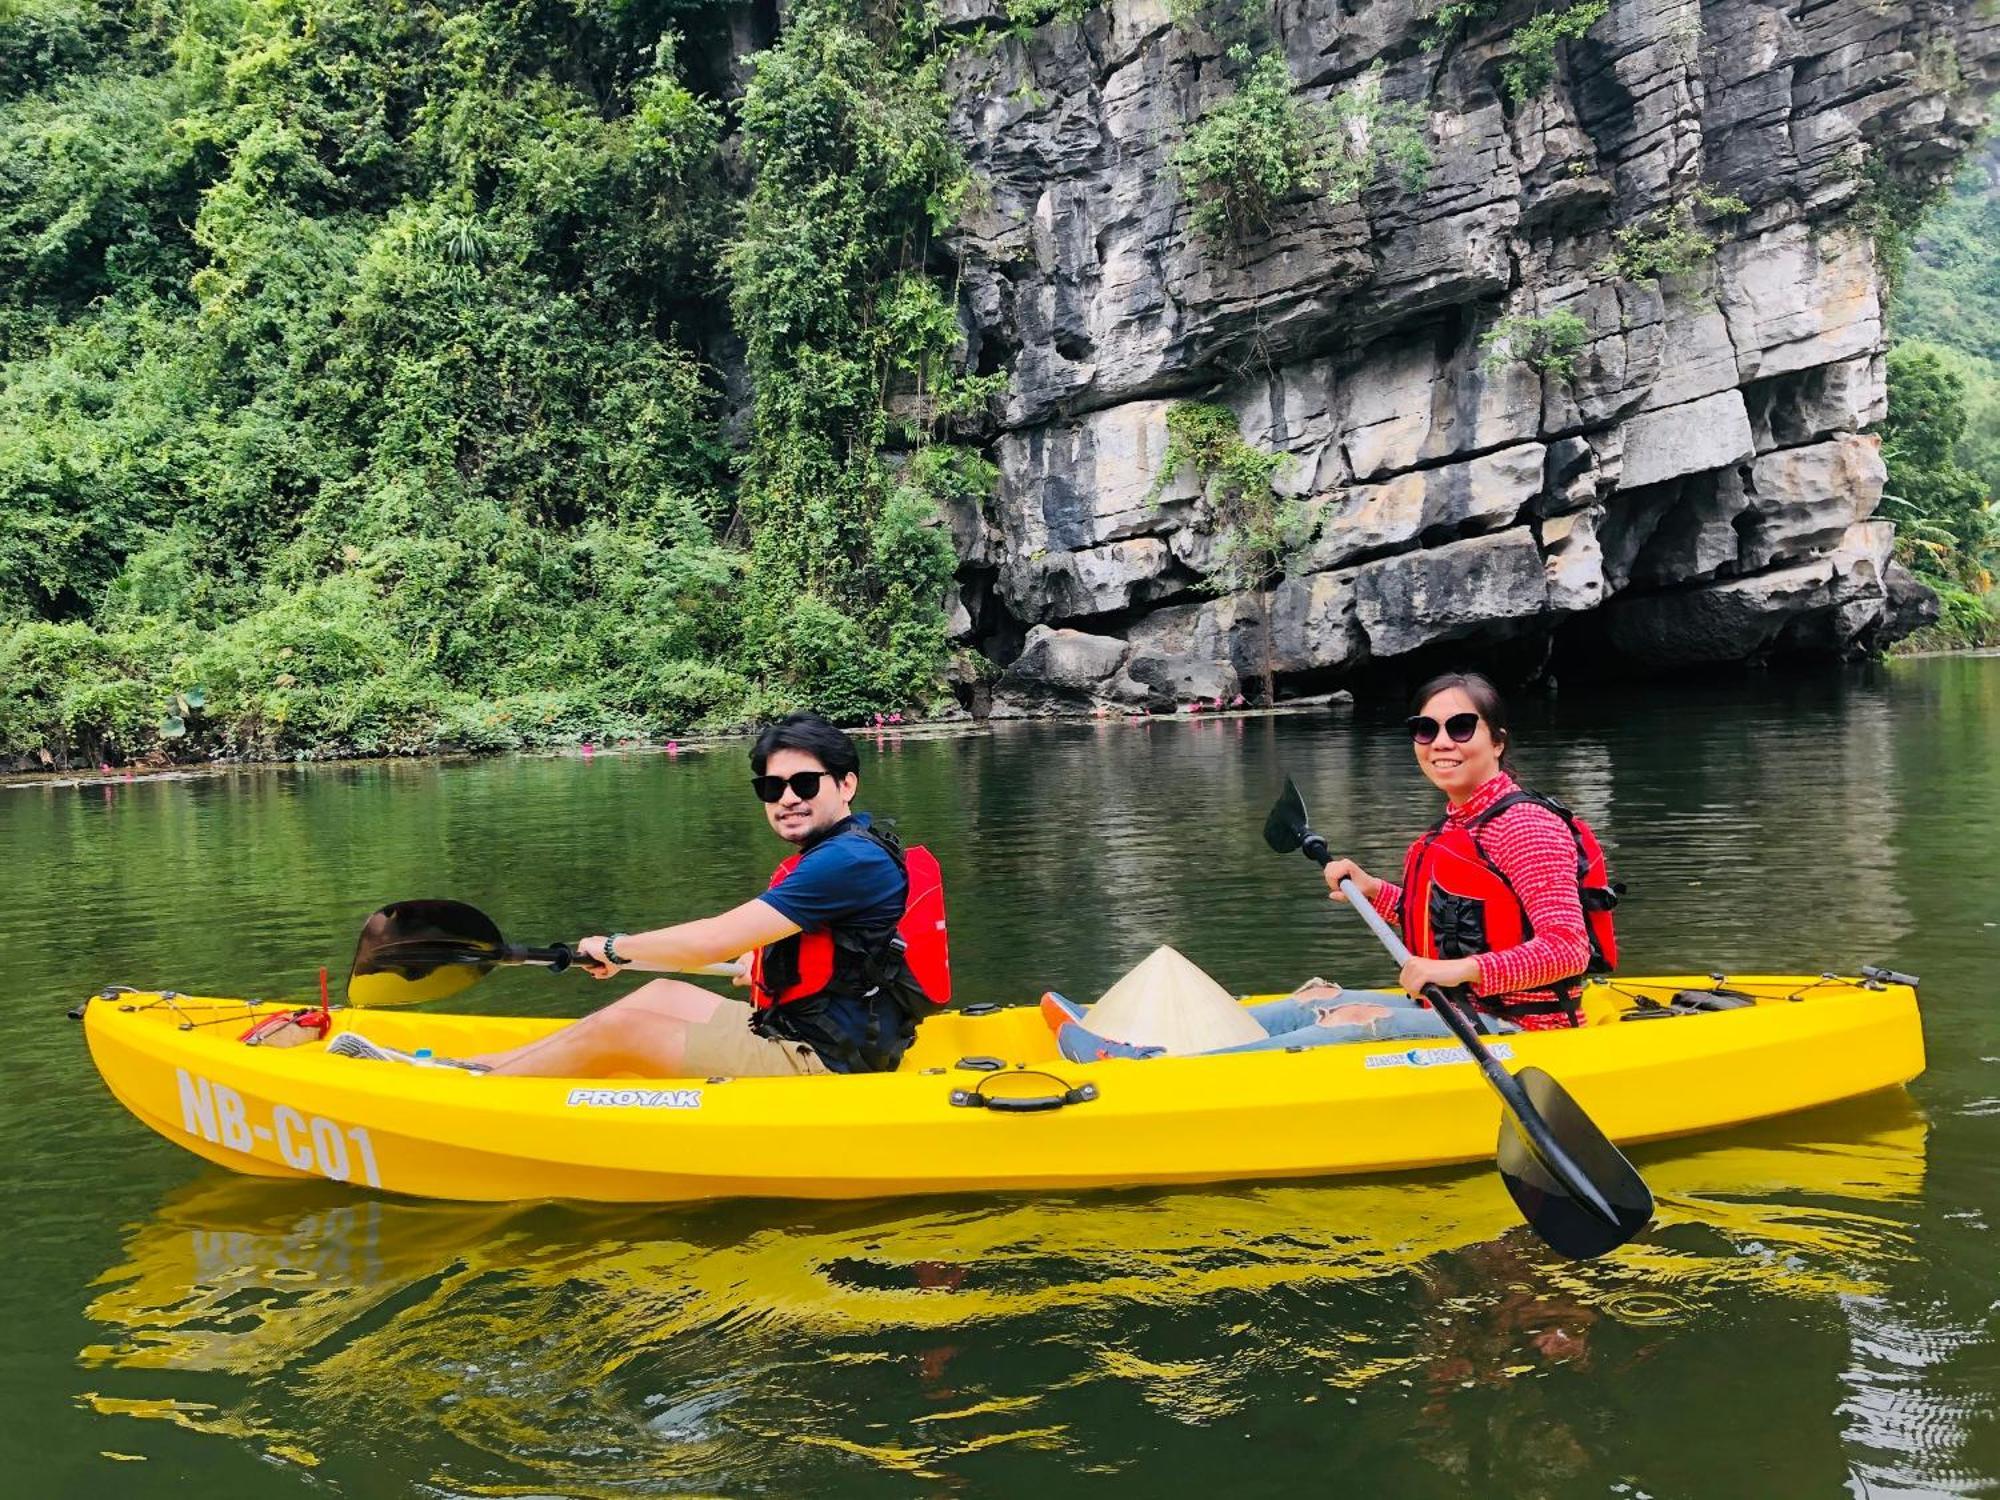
[
  {"xmin": 757, "ymin": 813, "xmax": 907, "ymax": 934},
  {"xmin": 756, "ymin": 814, "xmax": 908, "ymax": 1069}
]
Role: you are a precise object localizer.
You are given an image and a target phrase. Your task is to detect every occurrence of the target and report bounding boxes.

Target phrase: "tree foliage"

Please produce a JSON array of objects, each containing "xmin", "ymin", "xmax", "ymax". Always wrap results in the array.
[
  {"xmin": 0, "ymin": 0, "xmax": 988, "ymax": 764},
  {"xmin": 1880, "ymin": 342, "xmax": 2000, "ymax": 645},
  {"xmin": 1893, "ymin": 152, "xmax": 2000, "ymax": 363},
  {"xmin": 1479, "ymin": 308, "xmax": 1589, "ymax": 380},
  {"xmin": 1885, "ymin": 151, "xmax": 2000, "ymax": 646},
  {"xmin": 727, "ymin": 0, "xmax": 993, "ymax": 721}
]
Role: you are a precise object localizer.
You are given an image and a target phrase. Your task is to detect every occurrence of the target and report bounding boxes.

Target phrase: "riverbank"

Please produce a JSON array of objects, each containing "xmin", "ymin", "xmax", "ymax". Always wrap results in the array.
[{"xmin": 1, "ymin": 694, "xmax": 1365, "ymax": 787}]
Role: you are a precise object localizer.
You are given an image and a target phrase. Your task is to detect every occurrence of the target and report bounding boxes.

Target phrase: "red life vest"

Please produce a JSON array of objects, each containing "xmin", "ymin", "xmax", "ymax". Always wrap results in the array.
[
  {"xmin": 1400, "ymin": 789, "xmax": 1620, "ymax": 1024},
  {"xmin": 747, "ymin": 820, "xmax": 950, "ymax": 1069}
]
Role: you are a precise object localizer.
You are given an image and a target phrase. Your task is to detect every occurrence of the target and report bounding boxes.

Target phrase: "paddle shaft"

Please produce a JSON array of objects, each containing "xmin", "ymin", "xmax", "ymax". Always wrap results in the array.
[
  {"xmin": 1302, "ymin": 837, "xmax": 1622, "ymax": 1228},
  {"xmin": 507, "ymin": 942, "xmax": 744, "ymax": 980}
]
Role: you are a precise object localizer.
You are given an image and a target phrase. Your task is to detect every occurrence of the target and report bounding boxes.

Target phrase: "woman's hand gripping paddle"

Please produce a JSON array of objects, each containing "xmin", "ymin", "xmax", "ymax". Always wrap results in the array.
[
  {"xmin": 346, "ymin": 899, "xmax": 745, "ymax": 1007},
  {"xmin": 1263, "ymin": 778, "xmax": 1653, "ymax": 1261}
]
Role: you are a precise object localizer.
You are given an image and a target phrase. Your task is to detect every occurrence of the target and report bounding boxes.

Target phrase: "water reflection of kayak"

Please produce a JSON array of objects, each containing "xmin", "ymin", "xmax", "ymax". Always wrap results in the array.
[
  {"xmin": 84, "ymin": 1091, "xmax": 1925, "ymax": 1379},
  {"xmin": 76, "ymin": 1096, "xmax": 1926, "ymax": 1487},
  {"xmin": 79, "ymin": 976, "xmax": 1923, "ymax": 1203}
]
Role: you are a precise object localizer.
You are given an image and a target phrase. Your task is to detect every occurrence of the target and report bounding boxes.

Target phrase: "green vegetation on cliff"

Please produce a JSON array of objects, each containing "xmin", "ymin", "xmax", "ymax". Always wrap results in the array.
[
  {"xmin": 1172, "ymin": 50, "xmax": 1430, "ymax": 244},
  {"xmin": 1147, "ymin": 402, "xmax": 1301, "ymax": 595},
  {"xmin": 0, "ymin": 0, "xmax": 986, "ymax": 767},
  {"xmin": 1497, "ymin": 0, "xmax": 1608, "ymax": 103},
  {"xmin": 1480, "ymin": 309, "xmax": 1589, "ymax": 381}
]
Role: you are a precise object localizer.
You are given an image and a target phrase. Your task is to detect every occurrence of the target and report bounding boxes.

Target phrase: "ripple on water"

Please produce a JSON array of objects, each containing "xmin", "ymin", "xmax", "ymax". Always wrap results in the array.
[
  {"xmin": 1594, "ymin": 1290, "xmax": 1697, "ymax": 1326},
  {"xmin": 65, "ymin": 1091, "xmax": 1937, "ymax": 1492}
]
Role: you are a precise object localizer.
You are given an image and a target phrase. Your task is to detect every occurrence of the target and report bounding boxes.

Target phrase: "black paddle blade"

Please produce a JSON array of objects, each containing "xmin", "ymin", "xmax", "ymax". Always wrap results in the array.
[
  {"xmin": 1495, "ymin": 1066, "xmax": 1654, "ymax": 1260},
  {"xmin": 1263, "ymin": 777, "xmax": 1311, "ymax": 854},
  {"xmin": 347, "ymin": 899, "xmax": 505, "ymax": 1007}
]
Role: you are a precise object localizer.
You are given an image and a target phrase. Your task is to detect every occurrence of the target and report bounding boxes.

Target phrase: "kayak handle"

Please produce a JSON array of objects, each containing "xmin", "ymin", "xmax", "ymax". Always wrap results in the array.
[
  {"xmin": 950, "ymin": 1072, "xmax": 1099, "ymax": 1113},
  {"xmin": 1860, "ymin": 965, "xmax": 1920, "ymax": 989}
]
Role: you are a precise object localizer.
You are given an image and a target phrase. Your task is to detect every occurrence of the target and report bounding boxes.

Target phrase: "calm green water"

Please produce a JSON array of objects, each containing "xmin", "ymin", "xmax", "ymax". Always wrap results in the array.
[{"xmin": 3, "ymin": 658, "xmax": 1997, "ymax": 1497}]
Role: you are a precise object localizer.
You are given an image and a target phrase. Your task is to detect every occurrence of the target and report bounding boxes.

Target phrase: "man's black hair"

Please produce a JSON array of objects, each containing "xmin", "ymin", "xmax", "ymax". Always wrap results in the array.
[{"xmin": 750, "ymin": 712, "xmax": 861, "ymax": 779}]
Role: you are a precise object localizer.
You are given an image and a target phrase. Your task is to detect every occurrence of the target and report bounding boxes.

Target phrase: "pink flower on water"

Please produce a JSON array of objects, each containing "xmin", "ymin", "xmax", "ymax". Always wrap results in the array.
[
  {"xmin": 889, "ymin": 711, "xmax": 904, "ymax": 724},
  {"xmin": 665, "ymin": 740, "xmax": 680, "ymax": 754},
  {"xmin": 1231, "ymin": 693, "xmax": 1247, "ymax": 707},
  {"xmin": 99, "ymin": 762, "xmax": 113, "ymax": 773},
  {"xmin": 581, "ymin": 743, "xmax": 597, "ymax": 757}
]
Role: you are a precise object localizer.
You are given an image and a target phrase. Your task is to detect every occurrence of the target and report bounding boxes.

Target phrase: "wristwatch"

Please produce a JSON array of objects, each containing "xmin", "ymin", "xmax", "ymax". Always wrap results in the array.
[{"xmin": 602, "ymin": 933, "xmax": 633, "ymax": 967}]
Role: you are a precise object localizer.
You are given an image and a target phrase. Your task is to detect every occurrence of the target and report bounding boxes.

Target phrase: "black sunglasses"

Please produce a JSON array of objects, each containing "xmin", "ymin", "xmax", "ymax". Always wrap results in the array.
[
  {"xmin": 1406, "ymin": 712, "xmax": 1482, "ymax": 745},
  {"xmin": 751, "ymin": 770, "xmax": 830, "ymax": 804}
]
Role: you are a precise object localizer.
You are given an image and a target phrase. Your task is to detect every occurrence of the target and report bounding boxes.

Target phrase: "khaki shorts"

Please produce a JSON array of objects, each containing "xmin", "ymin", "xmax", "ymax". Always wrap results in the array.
[{"xmin": 681, "ymin": 998, "xmax": 831, "ymax": 1077}]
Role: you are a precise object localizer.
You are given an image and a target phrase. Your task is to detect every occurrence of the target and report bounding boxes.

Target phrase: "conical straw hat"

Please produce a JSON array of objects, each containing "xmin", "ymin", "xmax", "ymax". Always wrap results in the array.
[{"xmin": 1082, "ymin": 945, "xmax": 1268, "ymax": 1055}]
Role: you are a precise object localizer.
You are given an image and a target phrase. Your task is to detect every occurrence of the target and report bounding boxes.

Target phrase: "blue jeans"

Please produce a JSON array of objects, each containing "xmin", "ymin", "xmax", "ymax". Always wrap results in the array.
[{"xmin": 1208, "ymin": 993, "xmax": 1522, "ymax": 1054}]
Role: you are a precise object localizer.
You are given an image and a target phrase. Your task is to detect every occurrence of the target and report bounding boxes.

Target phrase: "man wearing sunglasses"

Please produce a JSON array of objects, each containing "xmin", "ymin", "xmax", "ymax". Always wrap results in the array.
[{"xmin": 463, "ymin": 713, "xmax": 941, "ymax": 1079}]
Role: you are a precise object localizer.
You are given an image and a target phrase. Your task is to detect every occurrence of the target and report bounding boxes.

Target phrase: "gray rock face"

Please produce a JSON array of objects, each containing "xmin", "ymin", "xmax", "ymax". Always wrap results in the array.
[
  {"xmin": 935, "ymin": 0, "xmax": 1998, "ymax": 711},
  {"xmin": 1618, "ymin": 392, "xmax": 1756, "ymax": 492},
  {"xmin": 1604, "ymin": 520, "xmax": 1899, "ymax": 665}
]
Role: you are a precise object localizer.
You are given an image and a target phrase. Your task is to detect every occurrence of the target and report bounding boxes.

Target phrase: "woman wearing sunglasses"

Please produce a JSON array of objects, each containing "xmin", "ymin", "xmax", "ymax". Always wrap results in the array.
[
  {"xmin": 1266, "ymin": 670, "xmax": 1598, "ymax": 1049},
  {"xmin": 1059, "ymin": 671, "xmax": 1603, "ymax": 1061},
  {"xmin": 432, "ymin": 713, "xmax": 946, "ymax": 1080}
]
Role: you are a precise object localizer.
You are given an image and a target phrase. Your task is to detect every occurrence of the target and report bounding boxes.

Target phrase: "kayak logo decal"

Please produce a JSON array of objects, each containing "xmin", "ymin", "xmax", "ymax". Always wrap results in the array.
[
  {"xmin": 1363, "ymin": 1042, "xmax": 1515, "ymax": 1071},
  {"xmin": 564, "ymin": 1087, "xmax": 703, "ymax": 1110}
]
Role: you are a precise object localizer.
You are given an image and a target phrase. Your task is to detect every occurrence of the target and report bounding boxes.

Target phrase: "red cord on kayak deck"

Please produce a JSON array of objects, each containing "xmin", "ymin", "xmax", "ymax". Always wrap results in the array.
[{"xmin": 237, "ymin": 966, "xmax": 334, "ymax": 1046}]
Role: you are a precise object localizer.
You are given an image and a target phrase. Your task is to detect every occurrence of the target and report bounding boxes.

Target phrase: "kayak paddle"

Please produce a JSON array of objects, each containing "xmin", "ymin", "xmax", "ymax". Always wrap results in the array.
[
  {"xmin": 1263, "ymin": 777, "xmax": 1654, "ymax": 1260},
  {"xmin": 346, "ymin": 899, "xmax": 744, "ymax": 1007}
]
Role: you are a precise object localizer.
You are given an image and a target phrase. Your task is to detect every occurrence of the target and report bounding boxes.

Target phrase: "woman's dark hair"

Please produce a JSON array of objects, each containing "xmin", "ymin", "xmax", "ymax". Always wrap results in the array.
[
  {"xmin": 1409, "ymin": 670, "xmax": 1511, "ymax": 767},
  {"xmin": 750, "ymin": 712, "xmax": 861, "ymax": 779}
]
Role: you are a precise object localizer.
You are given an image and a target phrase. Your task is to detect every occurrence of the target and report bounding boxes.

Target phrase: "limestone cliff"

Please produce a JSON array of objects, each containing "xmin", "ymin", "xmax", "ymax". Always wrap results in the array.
[{"xmin": 927, "ymin": 0, "xmax": 1999, "ymax": 711}]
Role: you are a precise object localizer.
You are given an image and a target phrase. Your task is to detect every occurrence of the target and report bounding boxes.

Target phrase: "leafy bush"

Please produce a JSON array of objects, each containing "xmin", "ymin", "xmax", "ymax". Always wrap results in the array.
[
  {"xmin": 1166, "ymin": 0, "xmax": 1272, "ymax": 48},
  {"xmin": 0, "ymin": 619, "xmax": 172, "ymax": 764},
  {"xmin": 1479, "ymin": 308, "xmax": 1590, "ymax": 380},
  {"xmin": 1602, "ymin": 188, "xmax": 1749, "ymax": 285},
  {"xmin": 1172, "ymin": 50, "xmax": 1430, "ymax": 243},
  {"xmin": 1148, "ymin": 402, "xmax": 1306, "ymax": 593},
  {"xmin": 1499, "ymin": 0, "xmax": 1609, "ymax": 102},
  {"xmin": 1428, "ymin": 0, "xmax": 1506, "ymax": 41},
  {"xmin": 1004, "ymin": 0, "xmax": 1095, "ymax": 32}
]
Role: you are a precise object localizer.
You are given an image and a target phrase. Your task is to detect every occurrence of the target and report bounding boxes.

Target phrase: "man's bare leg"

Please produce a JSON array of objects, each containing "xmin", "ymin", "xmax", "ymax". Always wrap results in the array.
[{"xmin": 467, "ymin": 980, "xmax": 728, "ymax": 1078}]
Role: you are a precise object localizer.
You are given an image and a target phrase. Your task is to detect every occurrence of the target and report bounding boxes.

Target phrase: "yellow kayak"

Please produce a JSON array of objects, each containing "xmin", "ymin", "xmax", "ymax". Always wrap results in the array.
[{"xmin": 80, "ymin": 975, "xmax": 1924, "ymax": 1204}]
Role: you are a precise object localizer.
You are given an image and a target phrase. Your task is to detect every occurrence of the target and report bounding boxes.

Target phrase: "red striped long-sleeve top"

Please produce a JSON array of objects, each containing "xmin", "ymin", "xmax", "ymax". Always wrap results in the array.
[{"xmin": 1369, "ymin": 771, "xmax": 1591, "ymax": 1030}]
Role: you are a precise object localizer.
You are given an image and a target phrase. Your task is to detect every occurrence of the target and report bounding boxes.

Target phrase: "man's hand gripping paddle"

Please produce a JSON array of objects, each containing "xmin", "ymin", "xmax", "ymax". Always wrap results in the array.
[
  {"xmin": 346, "ymin": 899, "xmax": 745, "ymax": 1008},
  {"xmin": 1263, "ymin": 778, "xmax": 1653, "ymax": 1261}
]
